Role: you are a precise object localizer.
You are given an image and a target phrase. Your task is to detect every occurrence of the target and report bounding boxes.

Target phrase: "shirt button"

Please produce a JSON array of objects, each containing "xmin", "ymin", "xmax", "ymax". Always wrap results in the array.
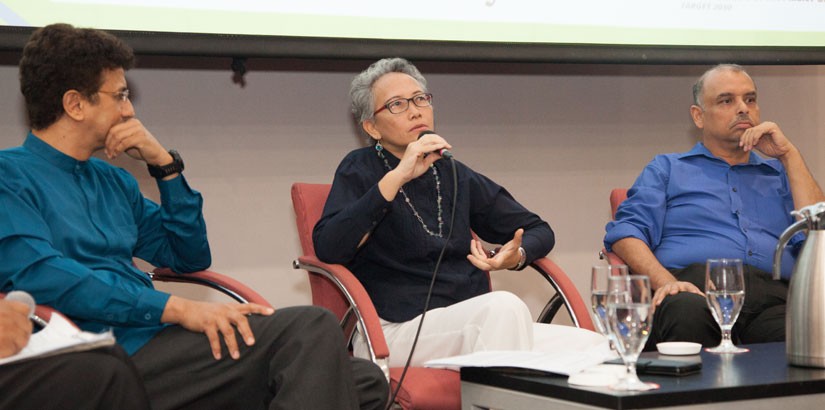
[
  {"xmin": 144, "ymin": 313, "xmax": 152, "ymax": 320},
  {"xmin": 732, "ymin": 187, "xmax": 738, "ymax": 192},
  {"xmin": 735, "ymin": 210, "xmax": 741, "ymax": 215},
  {"xmin": 748, "ymin": 251, "xmax": 754, "ymax": 256}
]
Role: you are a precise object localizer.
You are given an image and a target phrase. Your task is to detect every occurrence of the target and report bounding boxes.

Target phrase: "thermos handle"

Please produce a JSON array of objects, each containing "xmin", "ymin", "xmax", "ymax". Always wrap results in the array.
[{"xmin": 774, "ymin": 218, "xmax": 808, "ymax": 280}]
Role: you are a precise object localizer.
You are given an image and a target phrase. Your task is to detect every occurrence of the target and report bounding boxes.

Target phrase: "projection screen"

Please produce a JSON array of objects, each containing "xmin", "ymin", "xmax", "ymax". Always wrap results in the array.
[{"xmin": 2, "ymin": 0, "xmax": 825, "ymax": 63}]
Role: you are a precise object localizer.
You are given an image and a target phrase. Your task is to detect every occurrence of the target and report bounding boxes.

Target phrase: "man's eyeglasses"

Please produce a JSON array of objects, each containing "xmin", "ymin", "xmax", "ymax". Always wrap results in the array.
[
  {"xmin": 373, "ymin": 93, "xmax": 433, "ymax": 115},
  {"xmin": 98, "ymin": 89, "xmax": 131, "ymax": 102}
]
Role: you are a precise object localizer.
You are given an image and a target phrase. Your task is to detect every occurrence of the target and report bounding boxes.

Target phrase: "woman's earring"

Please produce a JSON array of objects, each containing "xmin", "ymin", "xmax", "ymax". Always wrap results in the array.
[{"xmin": 375, "ymin": 141, "xmax": 383, "ymax": 152}]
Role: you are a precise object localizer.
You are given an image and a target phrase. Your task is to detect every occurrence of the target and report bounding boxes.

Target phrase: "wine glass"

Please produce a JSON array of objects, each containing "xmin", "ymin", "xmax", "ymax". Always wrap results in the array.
[
  {"xmin": 591, "ymin": 264, "xmax": 628, "ymax": 336},
  {"xmin": 705, "ymin": 258, "xmax": 748, "ymax": 354},
  {"xmin": 606, "ymin": 274, "xmax": 658, "ymax": 391}
]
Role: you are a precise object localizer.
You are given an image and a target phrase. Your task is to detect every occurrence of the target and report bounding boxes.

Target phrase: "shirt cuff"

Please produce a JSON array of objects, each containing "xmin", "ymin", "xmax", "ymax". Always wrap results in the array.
[
  {"xmin": 157, "ymin": 174, "xmax": 201, "ymax": 206},
  {"xmin": 604, "ymin": 222, "xmax": 651, "ymax": 252},
  {"xmin": 128, "ymin": 289, "xmax": 171, "ymax": 325}
]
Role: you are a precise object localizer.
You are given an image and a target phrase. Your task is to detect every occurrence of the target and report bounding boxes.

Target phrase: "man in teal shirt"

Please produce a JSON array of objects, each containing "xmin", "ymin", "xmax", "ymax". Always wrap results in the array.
[{"xmin": 0, "ymin": 23, "xmax": 386, "ymax": 410}]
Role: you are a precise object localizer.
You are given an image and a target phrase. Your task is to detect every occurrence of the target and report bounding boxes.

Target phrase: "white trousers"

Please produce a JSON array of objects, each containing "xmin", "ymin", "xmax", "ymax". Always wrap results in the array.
[{"xmin": 353, "ymin": 291, "xmax": 535, "ymax": 368}]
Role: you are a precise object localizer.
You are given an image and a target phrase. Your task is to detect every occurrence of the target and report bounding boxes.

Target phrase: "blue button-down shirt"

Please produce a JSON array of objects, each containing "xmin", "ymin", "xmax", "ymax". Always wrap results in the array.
[
  {"xmin": 0, "ymin": 133, "xmax": 211, "ymax": 354},
  {"xmin": 604, "ymin": 142, "xmax": 800, "ymax": 279}
]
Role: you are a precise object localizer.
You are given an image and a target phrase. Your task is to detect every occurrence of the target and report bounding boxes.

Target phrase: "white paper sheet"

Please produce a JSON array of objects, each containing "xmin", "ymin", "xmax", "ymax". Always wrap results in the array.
[
  {"xmin": 0, "ymin": 312, "xmax": 115, "ymax": 366},
  {"xmin": 424, "ymin": 325, "xmax": 616, "ymax": 376}
]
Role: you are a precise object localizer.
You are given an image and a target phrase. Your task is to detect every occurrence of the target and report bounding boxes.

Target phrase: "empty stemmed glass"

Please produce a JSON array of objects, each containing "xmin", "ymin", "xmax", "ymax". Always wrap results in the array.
[
  {"xmin": 591, "ymin": 264, "xmax": 628, "ymax": 337},
  {"xmin": 705, "ymin": 258, "xmax": 749, "ymax": 354},
  {"xmin": 606, "ymin": 274, "xmax": 658, "ymax": 391}
]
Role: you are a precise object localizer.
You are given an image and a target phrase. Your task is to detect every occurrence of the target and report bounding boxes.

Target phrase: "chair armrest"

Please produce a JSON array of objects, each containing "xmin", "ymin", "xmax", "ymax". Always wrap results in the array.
[
  {"xmin": 151, "ymin": 268, "xmax": 272, "ymax": 308},
  {"xmin": 530, "ymin": 257, "xmax": 595, "ymax": 331},
  {"xmin": 293, "ymin": 255, "xmax": 390, "ymax": 361},
  {"xmin": 599, "ymin": 248, "xmax": 628, "ymax": 267}
]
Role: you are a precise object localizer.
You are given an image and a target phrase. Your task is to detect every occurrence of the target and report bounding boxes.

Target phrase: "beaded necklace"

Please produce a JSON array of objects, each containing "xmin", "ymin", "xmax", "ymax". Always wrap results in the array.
[{"xmin": 376, "ymin": 146, "xmax": 443, "ymax": 238}]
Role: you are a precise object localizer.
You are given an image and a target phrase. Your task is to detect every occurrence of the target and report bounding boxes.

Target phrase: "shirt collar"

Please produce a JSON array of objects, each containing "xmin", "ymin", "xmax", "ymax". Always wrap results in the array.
[
  {"xmin": 678, "ymin": 142, "xmax": 782, "ymax": 174},
  {"xmin": 23, "ymin": 131, "xmax": 86, "ymax": 173}
]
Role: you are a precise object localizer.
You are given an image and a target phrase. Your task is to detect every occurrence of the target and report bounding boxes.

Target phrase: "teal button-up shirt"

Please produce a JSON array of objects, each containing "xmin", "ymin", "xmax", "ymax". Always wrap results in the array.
[{"xmin": 0, "ymin": 132, "xmax": 210, "ymax": 354}]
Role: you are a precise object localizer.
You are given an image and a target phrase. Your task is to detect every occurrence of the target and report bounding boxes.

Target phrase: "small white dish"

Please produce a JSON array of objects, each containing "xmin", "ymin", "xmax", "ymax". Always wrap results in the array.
[
  {"xmin": 568, "ymin": 364, "xmax": 625, "ymax": 387},
  {"xmin": 657, "ymin": 342, "xmax": 702, "ymax": 356},
  {"xmin": 568, "ymin": 372, "xmax": 618, "ymax": 387}
]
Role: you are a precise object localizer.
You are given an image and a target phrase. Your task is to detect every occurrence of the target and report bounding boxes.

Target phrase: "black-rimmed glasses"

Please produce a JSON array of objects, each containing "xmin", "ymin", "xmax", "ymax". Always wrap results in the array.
[{"xmin": 373, "ymin": 93, "xmax": 433, "ymax": 115}]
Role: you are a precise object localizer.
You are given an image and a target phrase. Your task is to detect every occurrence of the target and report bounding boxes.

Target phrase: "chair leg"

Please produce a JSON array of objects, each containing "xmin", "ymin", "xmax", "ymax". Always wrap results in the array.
[{"xmin": 537, "ymin": 294, "xmax": 564, "ymax": 324}]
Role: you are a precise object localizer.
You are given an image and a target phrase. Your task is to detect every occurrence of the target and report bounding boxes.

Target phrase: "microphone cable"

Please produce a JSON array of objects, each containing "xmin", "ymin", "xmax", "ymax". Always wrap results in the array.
[{"xmin": 385, "ymin": 156, "xmax": 458, "ymax": 410}]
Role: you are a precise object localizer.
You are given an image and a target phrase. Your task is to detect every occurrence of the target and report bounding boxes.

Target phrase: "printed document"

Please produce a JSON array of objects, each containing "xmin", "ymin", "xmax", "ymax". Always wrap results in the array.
[
  {"xmin": 0, "ymin": 312, "xmax": 115, "ymax": 366},
  {"xmin": 424, "ymin": 324, "xmax": 615, "ymax": 376}
]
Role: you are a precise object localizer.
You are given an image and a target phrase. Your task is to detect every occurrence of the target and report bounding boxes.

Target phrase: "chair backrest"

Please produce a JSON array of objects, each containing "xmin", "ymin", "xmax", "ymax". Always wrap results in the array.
[
  {"xmin": 610, "ymin": 188, "xmax": 629, "ymax": 220},
  {"xmin": 291, "ymin": 183, "xmax": 353, "ymax": 321},
  {"xmin": 291, "ymin": 183, "xmax": 331, "ymax": 257},
  {"xmin": 603, "ymin": 188, "xmax": 630, "ymax": 267}
]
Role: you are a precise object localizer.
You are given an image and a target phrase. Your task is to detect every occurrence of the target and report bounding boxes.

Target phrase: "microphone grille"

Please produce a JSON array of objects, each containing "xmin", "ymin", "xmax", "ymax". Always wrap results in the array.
[{"xmin": 5, "ymin": 290, "xmax": 35, "ymax": 317}]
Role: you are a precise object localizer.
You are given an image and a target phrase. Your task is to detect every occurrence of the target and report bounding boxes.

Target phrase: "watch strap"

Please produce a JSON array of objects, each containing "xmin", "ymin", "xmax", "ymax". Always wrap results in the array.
[
  {"xmin": 147, "ymin": 150, "xmax": 184, "ymax": 179},
  {"xmin": 512, "ymin": 246, "xmax": 527, "ymax": 270}
]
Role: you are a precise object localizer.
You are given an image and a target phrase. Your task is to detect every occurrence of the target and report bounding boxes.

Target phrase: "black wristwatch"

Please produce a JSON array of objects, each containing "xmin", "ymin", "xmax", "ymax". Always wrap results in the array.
[{"xmin": 147, "ymin": 150, "xmax": 184, "ymax": 179}]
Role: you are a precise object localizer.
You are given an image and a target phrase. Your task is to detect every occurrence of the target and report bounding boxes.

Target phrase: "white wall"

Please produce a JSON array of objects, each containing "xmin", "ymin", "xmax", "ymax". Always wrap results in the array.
[{"xmin": 2, "ymin": 59, "xmax": 823, "ymax": 324}]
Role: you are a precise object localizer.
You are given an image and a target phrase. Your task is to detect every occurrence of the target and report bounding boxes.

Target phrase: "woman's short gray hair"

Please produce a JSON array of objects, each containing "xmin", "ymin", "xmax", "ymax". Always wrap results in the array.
[{"xmin": 350, "ymin": 57, "xmax": 428, "ymax": 124}]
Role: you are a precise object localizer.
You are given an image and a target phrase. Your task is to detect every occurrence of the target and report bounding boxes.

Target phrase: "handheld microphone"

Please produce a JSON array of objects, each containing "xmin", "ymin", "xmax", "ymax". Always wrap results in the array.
[
  {"xmin": 418, "ymin": 130, "xmax": 453, "ymax": 159},
  {"xmin": 5, "ymin": 290, "xmax": 49, "ymax": 328}
]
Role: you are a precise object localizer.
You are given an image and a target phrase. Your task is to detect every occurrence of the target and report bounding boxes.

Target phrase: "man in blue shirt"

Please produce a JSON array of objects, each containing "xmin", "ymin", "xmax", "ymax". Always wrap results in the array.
[
  {"xmin": 0, "ymin": 24, "xmax": 386, "ymax": 409},
  {"xmin": 604, "ymin": 64, "xmax": 825, "ymax": 348}
]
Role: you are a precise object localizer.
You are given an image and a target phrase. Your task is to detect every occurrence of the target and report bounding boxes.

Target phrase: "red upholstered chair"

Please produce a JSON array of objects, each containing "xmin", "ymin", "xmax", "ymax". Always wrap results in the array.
[
  {"xmin": 291, "ymin": 182, "xmax": 593, "ymax": 410},
  {"xmin": 610, "ymin": 188, "xmax": 629, "ymax": 221},
  {"xmin": 601, "ymin": 188, "xmax": 630, "ymax": 266}
]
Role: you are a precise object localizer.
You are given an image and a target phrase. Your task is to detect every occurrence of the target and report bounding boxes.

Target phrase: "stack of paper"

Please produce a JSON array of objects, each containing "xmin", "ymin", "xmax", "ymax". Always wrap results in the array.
[
  {"xmin": 0, "ymin": 312, "xmax": 115, "ymax": 366},
  {"xmin": 424, "ymin": 324, "xmax": 615, "ymax": 376}
]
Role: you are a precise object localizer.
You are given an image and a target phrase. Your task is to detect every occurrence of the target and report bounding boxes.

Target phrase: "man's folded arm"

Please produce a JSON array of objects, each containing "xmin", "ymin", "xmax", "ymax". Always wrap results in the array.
[{"xmin": 131, "ymin": 174, "xmax": 211, "ymax": 273}]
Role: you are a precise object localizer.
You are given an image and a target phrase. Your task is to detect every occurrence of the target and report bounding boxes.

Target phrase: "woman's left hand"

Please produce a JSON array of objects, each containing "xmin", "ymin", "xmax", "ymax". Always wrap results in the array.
[{"xmin": 467, "ymin": 228, "xmax": 524, "ymax": 271}]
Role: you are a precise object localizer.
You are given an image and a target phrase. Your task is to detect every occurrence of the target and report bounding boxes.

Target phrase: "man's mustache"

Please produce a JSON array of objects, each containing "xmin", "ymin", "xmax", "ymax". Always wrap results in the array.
[{"xmin": 731, "ymin": 115, "xmax": 754, "ymax": 128}]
